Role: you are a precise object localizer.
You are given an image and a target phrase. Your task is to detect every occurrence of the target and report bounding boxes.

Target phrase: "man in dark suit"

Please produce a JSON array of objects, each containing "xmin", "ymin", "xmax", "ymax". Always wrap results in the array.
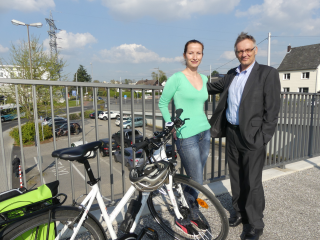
[{"xmin": 207, "ymin": 32, "xmax": 280, "ymax": 240}]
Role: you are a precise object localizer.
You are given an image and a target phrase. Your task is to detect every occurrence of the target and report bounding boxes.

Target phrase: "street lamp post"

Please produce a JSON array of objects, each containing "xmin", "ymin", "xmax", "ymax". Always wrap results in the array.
[{"xmin": 11, "ymin": 19, "xmax": 42, "ymax": 80}]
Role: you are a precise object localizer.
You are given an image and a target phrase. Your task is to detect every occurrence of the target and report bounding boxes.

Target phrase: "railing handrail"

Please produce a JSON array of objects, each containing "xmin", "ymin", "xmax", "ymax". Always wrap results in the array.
[{"xmin": 0, "ymin": 78, "xmax": 164, "ymax": 90}]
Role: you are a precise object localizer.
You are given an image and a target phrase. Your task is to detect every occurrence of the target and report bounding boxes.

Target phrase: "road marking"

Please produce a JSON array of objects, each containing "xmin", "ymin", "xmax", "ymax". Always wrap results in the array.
[{"xmin": 34, "ymin": 157, "xmax": 46, "ymax": 184}]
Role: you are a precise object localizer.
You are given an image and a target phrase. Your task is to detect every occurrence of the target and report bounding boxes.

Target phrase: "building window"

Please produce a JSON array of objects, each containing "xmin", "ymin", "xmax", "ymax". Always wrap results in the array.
[
  {"xmin": 301, "ymin": 72, "xmax": 310, "ymax": 79},
  {"xmin": 0, "ymin": 72, "xmax": 3, "ymax": 77},
  {"xmin": 283, "ymin": 73, "xmax": 290, "ymax": 80},
  {"xmin": 299, "ymin": 88, "xmax": 309, "ymax": 93},
  {"xmin": 283, "ymin": 88, "xmax": 290, "ymax": 92}
]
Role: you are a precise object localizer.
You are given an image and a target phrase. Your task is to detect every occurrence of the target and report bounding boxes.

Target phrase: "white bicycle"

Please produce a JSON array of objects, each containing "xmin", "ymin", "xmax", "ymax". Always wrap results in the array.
[{"xmin": 1, "ymin": 109, "xmax": 228, "ymax": 240}]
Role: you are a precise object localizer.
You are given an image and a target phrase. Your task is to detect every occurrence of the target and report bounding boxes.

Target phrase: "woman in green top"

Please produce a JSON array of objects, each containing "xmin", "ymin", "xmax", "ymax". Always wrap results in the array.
[{"xmin": 158, "ymin": 40, "xmax": 211, "ymax": 235}]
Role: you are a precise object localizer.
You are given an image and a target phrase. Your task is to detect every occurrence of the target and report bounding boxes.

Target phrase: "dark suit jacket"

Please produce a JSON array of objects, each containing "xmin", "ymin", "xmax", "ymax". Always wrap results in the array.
[{"xmin": 207, "ymin": 62, "xmax": 280, "ymax": 150}]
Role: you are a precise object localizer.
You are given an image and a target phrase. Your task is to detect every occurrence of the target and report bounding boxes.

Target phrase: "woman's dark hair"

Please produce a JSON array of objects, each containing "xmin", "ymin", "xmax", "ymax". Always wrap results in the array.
[{"xmin": 183, "ymin": 39, "xmax": 204, "ymax": 55}]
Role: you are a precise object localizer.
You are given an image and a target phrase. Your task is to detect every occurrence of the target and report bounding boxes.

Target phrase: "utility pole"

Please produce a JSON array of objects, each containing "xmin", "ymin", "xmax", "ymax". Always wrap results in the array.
[
  {"xmin": 267, "ymin": 32, "xmax": 271, "ymax": 66},
  {"xmin": 209, "ymin": 65, "xmax": 211, "ymax": 102},
  {"xmin": 76, "ymin": 72, "xmax": 78, "ymax": 106}
]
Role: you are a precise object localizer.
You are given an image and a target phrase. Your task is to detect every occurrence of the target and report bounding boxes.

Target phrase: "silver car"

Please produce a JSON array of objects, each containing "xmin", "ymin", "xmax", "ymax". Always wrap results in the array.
[
  {"xmin": 113, "ymin": 147, "xmax": 144, "ymax": 169},
  {"xmin": 115, "ymin": 116, "xmax": 131, "ymax": 126}
]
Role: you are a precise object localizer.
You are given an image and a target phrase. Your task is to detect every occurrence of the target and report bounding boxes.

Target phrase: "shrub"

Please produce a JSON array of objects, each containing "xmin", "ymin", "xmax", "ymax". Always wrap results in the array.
[
  {"xmin": 69, "ymin": 113, "xmax": 80, "ymax": 120},
  {"xmin": 79, "ymin": 110, "xmax": 92, "ymax": 118},
  {"xmin": 9, "ymin": 121, "xmax": 53, "ymax": 145}
]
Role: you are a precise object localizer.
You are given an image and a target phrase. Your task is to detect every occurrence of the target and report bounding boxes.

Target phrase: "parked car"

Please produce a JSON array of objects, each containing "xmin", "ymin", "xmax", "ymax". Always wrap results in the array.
[
  {"xmin": 97, "ymin": 97, "xmax": 103, "ymax": 101},
  {"xmin": 114, "ymin": 144, "xmax": 176, "ymax": 169},
  {"xmin": 122, "ymin": 117, "xmax": 146, "ymax": 129},
  {"xmin": 89, "ymin": 111, "xmax": 103, "ymax": 119},
  {"xmin": 113, "ymin": 147, "xmax": 144, "ymax": 169},
  {"xmin": 71, "ymin": 141, "xmax": 94, "ymax": 157},
  {"xmin": 112, "ymin": 129, "xmax": 144, "ymax": 148},
  {"xmin": 99, "ymin": 138, "xmax": 120, "ymax": 157},
  {"xmin": 55, "ymin": 122, "xmax": 81, "ymax": 137},
  {"xmin": 98, "ymin": 111, "xmax": 119, "ymax": 120},
  {"xmin": 43, "ymin": 117, "xmax": 66, "ymax": 125},
  {"xmin": 47, "ymin": 120, "xmax": 67, "ymax": 129},
  {"xmin": 115, "ymin": 116, "xmax": 131, "ymax": 126}
]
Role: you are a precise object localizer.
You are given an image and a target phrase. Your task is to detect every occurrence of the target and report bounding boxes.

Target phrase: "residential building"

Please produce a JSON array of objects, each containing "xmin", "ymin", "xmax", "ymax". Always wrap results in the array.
[
  {"xmin": 277, "ymin": 44, "xmax": 320, "ymax": 93},
  {"xmin": 0, "ymin": 65, "xmax": 50, "ymax": 82},
  {"xmin": 136, "ymin": 79, "xmax": 159, "ymax": 86}
]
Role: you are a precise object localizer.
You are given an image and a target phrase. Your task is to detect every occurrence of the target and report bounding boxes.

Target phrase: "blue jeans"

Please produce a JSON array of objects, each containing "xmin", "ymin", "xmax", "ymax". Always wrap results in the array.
[{"xmin": 175, "ymin": 129, "xmax": 211, "ymax": 199}]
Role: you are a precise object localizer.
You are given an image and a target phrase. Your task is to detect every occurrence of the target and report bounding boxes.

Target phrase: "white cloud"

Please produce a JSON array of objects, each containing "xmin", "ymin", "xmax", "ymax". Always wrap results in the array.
[
  {"xmin": 0, "ymin": 0, "xmax": 54, "ymax": 12},
  {"xmin": 0, "ymin": 44, "xmax": 9, "ymax": 53},
  {"xmin": 257, "ymin": 49, "xmax": 268, "ymax": 57},
  {"xmin": 220, "ymin": 51, "xmax": 236, "ymax": 60},
  {"xmin": 94, "ymin": 44, "xmax": 183, "ymax": 63},
  {"xmin": 236, "ymin": 0, "xmax": 320, "ymax": 35},
  {"xmin": 101, "ymin": 0, "xmax": 240, "ymax": 21},
  {"xmin": 44, "ymin": 30, "xmax": 97, "ymax": 52}
]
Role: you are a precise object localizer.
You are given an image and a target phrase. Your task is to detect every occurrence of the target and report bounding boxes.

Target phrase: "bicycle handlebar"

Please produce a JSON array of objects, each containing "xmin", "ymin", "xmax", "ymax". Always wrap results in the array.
[{"xmin": 132, "ymin": 109, "xmax": 188, "ymax": 152}]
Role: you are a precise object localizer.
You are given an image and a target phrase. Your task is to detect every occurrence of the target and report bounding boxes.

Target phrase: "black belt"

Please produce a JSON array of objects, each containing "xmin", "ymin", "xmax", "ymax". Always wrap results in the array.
[{"xmin": 227, "ymin": 122, "xmax": 239, "ymax": 130}]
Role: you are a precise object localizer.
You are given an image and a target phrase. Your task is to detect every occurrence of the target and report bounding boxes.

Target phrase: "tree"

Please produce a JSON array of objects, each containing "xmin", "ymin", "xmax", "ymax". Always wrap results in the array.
[
  {"xmin": 123, "ymin": 79, "xmax": 132, "ymax": 84},
  {"xmin": 211, "ymin": 70, "xmax": 219, "ymax": 77},
  {"xmin": 73, "ymin": 65, "xmax": 92, "ymax": 83},
  {"xmin": 0, "ymin": 36, "xmax": 66, "ymax": 120},
  {"xmin": 151, "ymin": 70, "xmax": 167, "ymax": 85}
]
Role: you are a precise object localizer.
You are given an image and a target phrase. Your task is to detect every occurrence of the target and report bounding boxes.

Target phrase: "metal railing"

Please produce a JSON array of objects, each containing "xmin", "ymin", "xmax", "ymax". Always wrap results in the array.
[{"xmin": 1, "ymin": 79, "xmax": 320, "ymax": 206}]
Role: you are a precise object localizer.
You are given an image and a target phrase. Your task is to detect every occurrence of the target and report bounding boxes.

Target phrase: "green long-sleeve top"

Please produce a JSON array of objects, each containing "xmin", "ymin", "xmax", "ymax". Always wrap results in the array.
[{"xmin": 158, "ymin": 72, "xmax": 210, "ymax": 139}]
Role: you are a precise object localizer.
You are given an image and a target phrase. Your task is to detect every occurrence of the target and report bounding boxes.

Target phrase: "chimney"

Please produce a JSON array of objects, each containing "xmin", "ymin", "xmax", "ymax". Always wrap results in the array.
[{"xmin": 287, "ymin": 45, "xmax": 291, "ymax": 53}]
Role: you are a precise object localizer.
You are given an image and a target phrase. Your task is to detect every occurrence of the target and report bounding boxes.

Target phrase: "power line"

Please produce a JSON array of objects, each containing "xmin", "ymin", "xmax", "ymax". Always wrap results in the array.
[
  {"xmin": 213, "ymin": 37, "xmax": 268, "ymax": 71},
  {"xmin": 273, "ymin": 36, "xmax": 320, "ymax": 38}
]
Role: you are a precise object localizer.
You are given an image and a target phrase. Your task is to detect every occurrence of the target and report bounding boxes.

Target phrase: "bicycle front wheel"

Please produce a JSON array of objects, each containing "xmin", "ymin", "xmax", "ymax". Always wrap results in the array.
[
  {"xmin": 147, "ymin": 174, "xmax": 229, "ymax": 240},
  {"xmin": 2, "ymin": 206, "xmax": 106, "ymax": 240}
]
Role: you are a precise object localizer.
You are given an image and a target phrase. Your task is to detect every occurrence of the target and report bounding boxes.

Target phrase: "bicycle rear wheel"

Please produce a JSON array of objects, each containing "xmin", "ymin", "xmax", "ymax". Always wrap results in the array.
[
  {"xmin": 2, "ymin": 207, "xmax": 106, "ymax": 240},
  {"xmin": 147, "ymin": 174, "xmax": 229, "ymax": 240}
]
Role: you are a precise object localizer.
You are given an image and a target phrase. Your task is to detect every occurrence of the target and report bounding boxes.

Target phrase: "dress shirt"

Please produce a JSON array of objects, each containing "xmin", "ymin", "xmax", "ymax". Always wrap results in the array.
[{"xmin": 226, "ymin": 62, "xmax": 255, "ymax": 125}]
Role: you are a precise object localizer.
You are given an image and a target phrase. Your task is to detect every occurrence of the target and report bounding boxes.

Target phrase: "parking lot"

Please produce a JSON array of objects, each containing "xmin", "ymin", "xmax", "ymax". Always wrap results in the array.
[{"xmin": 20, "ymin": 117, "xmax": 225, "ymax": 205}]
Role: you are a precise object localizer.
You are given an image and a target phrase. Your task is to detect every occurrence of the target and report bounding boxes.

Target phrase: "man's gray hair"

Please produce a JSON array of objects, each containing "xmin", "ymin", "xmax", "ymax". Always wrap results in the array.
[{"xmin": 234, "ymin": 32, "xmax": 256, "ymax": 52}]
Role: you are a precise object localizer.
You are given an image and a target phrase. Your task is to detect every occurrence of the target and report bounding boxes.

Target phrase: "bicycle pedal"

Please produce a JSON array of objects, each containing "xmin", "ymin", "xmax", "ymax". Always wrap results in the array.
[{"xmin": 136, "ymin": 227, "xmax": 158, "ymax": 240}]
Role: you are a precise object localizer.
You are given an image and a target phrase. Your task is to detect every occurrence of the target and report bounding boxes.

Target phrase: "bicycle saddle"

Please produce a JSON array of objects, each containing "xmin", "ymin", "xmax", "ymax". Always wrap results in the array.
[{"xmin": 52, "ymin": 141, "xmax": 102, "ymax": 161}]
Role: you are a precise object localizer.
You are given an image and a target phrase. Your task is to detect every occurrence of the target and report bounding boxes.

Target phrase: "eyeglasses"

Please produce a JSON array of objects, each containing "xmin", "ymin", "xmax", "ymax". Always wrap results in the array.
[{"xmin": 236, "ymin": 46, "xmax": 256, "ymax": 56}]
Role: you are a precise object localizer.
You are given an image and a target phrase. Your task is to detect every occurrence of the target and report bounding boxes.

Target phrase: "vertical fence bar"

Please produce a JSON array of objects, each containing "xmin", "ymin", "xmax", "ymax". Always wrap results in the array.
[
  {"xmin": 80, "ymin": 87, "xmax": 88, "ymax": 194},
  {"xmin": 152, "ymin": 90, "xmax": 156, "ymax": 133},
  {"xmin": 15, "ymin": 85, "xmax": 26, "ymax": 187},
  {"xmin": 65, "ymin": 86, "xmax": 75, "ymax": 202},
  {"xmin": 49, "ymin": 86, "xmax": 59, "ymax": 183},
  {"xmin": 211, "ymin": 95, "xmax": 216, "ymax": 179},
  {"xmin": 297, "ymin": 95, "xmax": 304, "ymax": 158},
  {"xmin": 277, "ymin": 94, "xmax": 284, "ymax": 165},
  {"xmin": 290, "ymin": 94, "xmax": 296, "ymax": 160},
  {"xmin": 295, "ymin": 94, "xmax": 301, "ymax": 159},
  {"xmin": 204, "ymin": 100, "xmax": 208, "ymax": 181},
  {"xmin": 107, "ymin": 88, "xmax": 114, "ymax": 202},
  {"xmin": 218, "ymin": 138, "xmax": 222, "ymax": 178},
  {"xmin": 281, "ymin": 93, "xmax": 288, "ymax": 164},
  {"xmin": 0, "ymin": 94, "xmax": 8, "ymax": 190},
  {"xmin": 0, "ymin": 110, "xmax": 9, "ymax": 190},
  {"xmin": 286, "ymin": 94, "xmax": 293, "ymax": 160},
  {"xmin": 119, "ymin": 88, "xmax": 126, "ymax": 195},
  {"xmin": 315, "ymin": 95, "xmax": 320, "ymax": 156},
  {"xmin": 304, "ymin": 95, "xmax": 311, "ymax": 157},
  {"xmin": 32, "ymin": 85, "xmax": 43, "ymax": 186},
  {"xmin": 301, "ymin": 95, "xmax": 308, "ymax": 157},
  {"xmin": 131, "ymin": 89, "xmax": 136, "ymax": 169},
  {"xmin": 306, "ymin": 94, "xmax": 313, "ymax": 157},
  {"xmin": 142, "ymin": 90, "xmax": 146, "ymax": 138},
  {"xmin": 93, "ymin": 88, "xmax": 101, "ymax": 189}
]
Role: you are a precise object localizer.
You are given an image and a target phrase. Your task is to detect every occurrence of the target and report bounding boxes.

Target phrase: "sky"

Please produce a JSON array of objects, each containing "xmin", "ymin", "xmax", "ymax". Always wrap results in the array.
[{"xmin": 1, "ymin": 0, "xmax": 320, "ymax": 82}]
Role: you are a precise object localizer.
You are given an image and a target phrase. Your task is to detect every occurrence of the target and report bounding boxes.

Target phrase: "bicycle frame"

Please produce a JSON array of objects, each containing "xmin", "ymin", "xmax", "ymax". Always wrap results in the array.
[{"xmin": 55, "ymin": 174, "xmax": 185, "ymax": 240}]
